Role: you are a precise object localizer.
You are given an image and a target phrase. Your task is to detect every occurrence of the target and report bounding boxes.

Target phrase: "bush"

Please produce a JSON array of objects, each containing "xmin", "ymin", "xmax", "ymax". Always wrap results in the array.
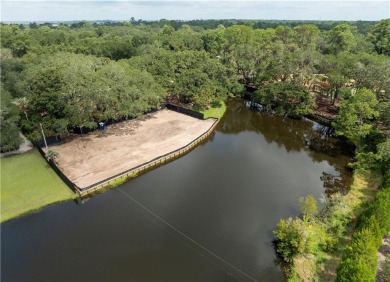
[
  {"xmin": 0, "ymin": 86, "xmax": 22, "ymax": 152},
  {"xmin": 0, "ymin": 122, "xmax": 22, "ymax": 152},
  {"xmin": 274, "ymin": 218, "xmax": 307, "ymax": 262},
  {"xmin": 299, "ymin": 194, "xmax": 318, "ymax": 220},
  {"xmin": 350, "ymin": 152, "xmax": 381, "ymax": 171},
  {"xmin": 336, "ymin": 168, "xmax": 390, "ymax": 281},
  {"xmin": 357, "ymin": 189, "xmax": 390, "ymax": 239},
  {"xmin": 383, "ymin": 169, "xmax": 390, "ymax": 188},
  {"xmin": 336, "ymin": 228, "xmax": 379, "ymax": 282},
  {"xmin": 274, "ymin": 195, "xmax": 337, "ymax": 265},
  {"xmin": 385, "ymin": 255, "xmax": 390, "ymax": 281}
]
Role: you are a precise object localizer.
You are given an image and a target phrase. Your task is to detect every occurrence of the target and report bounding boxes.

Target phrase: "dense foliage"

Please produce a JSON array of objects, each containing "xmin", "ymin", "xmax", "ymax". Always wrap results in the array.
[
  {"xmin": 253, "ymin": 82, "xmax": 314, "ymax": 116},
  {"xmin": 0, "ymin": 84, "xmax": 22, "ymax": 152},
  {"xmin": 336, "ymin": 167, "xmax": 390, "ymax": 281},
  {"xmin": 18, "ymin": 52, "xmax": 164, "ymax": 138},
  {"xmin": 334, "ymin": 88, "xmax": 379, "ymax": 149},
  {"xmin": 274, "ymin": 195, "xmax": 336, "ymax": 264},
  {"xmin": 1, "ymin": 19, "xmax": 389, "ymax": 145}
]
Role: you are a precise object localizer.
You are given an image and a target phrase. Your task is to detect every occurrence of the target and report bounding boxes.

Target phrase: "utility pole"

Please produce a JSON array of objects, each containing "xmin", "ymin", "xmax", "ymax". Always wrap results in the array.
[{"xmin": 39, "ymin": 123, "xmax": 48, "ymax": 150}]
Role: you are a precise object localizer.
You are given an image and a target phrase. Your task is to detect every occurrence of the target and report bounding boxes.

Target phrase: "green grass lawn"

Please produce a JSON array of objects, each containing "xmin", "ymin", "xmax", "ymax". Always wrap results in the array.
[
  {"xmin": 1, "ymin": 149, "xmax": 76, "ymax": 222},
  {"xmin": 200, "ymin": 101, "xmax": 227, "ymax": 119}
]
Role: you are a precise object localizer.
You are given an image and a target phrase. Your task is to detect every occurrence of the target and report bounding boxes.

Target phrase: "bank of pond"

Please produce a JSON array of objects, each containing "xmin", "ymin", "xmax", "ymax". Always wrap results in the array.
[{"xmin": 2, "ymin": 99, "xmax": 355, "ymax": 281}]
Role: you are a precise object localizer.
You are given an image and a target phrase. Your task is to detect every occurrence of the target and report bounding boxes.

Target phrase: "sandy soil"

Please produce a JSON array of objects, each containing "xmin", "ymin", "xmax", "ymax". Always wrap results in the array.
[
  {"xmin": 51, "ymin": 109, "xmax": 215, "ymax": 188},
  {"xmin": 376, "ymin": 233, "xmax": 390, "ymax": 282}
]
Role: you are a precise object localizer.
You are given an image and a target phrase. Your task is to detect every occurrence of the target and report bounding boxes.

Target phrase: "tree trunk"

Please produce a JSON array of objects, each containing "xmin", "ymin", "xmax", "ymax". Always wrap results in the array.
[
  {"xmin": 24, "ymin": 111, "xmax": 29, "ymax": 122},
  {"xmin": 332, "ymin": 87, "xmax": 339, "ymax": 105}
]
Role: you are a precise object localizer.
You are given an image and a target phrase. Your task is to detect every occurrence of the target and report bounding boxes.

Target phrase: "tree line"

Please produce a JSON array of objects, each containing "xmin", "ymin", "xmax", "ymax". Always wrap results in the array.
[{"xmin": 1, "ymin": 19, "xmax": 389, "ymax": 151}]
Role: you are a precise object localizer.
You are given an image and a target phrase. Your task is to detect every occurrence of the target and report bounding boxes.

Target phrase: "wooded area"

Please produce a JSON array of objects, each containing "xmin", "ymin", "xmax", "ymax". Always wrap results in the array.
[{"xmin": 1, "ymin": 19, "xmax": 389, "ymax": 152}]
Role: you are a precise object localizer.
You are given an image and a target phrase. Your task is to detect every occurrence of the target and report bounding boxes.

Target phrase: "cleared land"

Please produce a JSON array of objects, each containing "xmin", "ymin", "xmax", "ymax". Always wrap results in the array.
[
  {"xmin": 51, "ymin": 109, "xmax": 215, "ymax": 189},
  {"xmin": 1, "ymin": 150, "xmax": 76, "ymax": 222}
]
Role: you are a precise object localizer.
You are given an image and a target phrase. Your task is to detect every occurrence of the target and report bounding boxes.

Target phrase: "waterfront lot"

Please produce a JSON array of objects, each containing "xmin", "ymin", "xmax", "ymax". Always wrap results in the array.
[{"xmin": 52, "ymin": 109, "xmax": 215, "ymax": 188}]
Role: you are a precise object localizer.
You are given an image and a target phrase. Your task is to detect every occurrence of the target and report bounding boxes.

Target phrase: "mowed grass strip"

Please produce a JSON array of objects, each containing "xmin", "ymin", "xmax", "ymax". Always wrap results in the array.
[
  {"xmin": 1, "ymin": 150, "xmax": 76, "ymax": 222},
  {"xmin": 200, "ymin": 101, "xmax": 226, "ymax": 119}
]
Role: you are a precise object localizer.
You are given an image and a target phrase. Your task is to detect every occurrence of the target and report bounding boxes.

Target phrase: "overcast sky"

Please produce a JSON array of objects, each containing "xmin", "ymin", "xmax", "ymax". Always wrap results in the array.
[{"xmin": 1, "ymin": 0, "xmax": 389, "ymax": 22}]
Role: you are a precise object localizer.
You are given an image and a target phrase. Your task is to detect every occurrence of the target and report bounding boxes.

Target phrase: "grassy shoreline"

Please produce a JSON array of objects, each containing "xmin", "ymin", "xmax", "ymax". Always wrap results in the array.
[
  {"xmin": 1, "ymin": 150, "xmax": 76, "ymax": 222},
  {"xmin": 317, "ymin": 169, "xmax": 382, "ymax": 281},
  {"xmin": 287, "ymin": 169, "xmax": 382, "ymax": 281},
  {"xmin": 198, "ymin": 101, "xmax": 227, "ymax": 119}
]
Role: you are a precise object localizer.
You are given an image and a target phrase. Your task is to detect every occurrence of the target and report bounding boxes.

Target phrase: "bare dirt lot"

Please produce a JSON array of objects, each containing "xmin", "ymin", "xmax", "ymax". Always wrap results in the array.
[{"xmin": 51, "ymin": 109, "xmax": 215, "ymax": 188}]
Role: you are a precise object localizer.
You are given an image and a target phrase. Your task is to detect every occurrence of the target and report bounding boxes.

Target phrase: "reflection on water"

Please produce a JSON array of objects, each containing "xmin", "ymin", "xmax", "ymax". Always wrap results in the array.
[
  {"xmin": 222, "ymin": 99, "xmax": 353, "ymax": 196},
  {"xmin": 1, "ymin": 98, "xmax": 352, "ymax": 282}
]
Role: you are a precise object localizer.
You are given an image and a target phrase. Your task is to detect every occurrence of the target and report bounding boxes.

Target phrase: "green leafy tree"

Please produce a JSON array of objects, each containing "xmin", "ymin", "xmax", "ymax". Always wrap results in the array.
[
  {"xmin": 275, "ymin": 25, "xmax": 295, "ymax": 44},
  {"xmin": 347, "ymin": 53, "xmax": 390, "ymax": 96},
  {"xmin": 294, "ymin": 24, "xmax": 320, "ymax": 48},
  {"xmin": 273, "ymin": 218, "xmax": 307, "ymax": 262},
  {"xmin": 0, "ymin": 85, "xmax": 22, "ymax": 152},
  {"xmin": 380, "ymin": 101, "xmax": 390, "ymax": 127},
  {"xmin": 14, "ymin": 97, "xmax": 29, "ymax": 121},
  {"xmin": 334, "ymin": 88, "xmax": 379, "ymax": 149},
  {"xmin": 299, "ymin": 195, "xmax": 319, "ymax": 221},
  {"xmin": 377, "ymin": 139, "xmax": 390, "ymax": 168},
  {"xmin": 327, "ymin": 23, "xmax": 357, "ymax": 54},
  {"xmin": 201, "ymin": 25, "xmax": 226, "ymax": 56},
  {"xmin": 327, "ymin": 71, "xmax": 347, "ymax": 105},
  {"xmin": 161, "ymin": 24, "xmax": 203, "ymax": 51},
  {"xmin": 336, "ymin": 228, "xmax": 379, "ymax": 282},
  {"xmin": 263, "ymin": 42, "xmax": 299, "ymax": 82},
  {"xmin": 0, "ymin": 48, "xmax": 24, "ymax": 97},
  {"xmin": 128, "ymin": 49, "xmax": 241, "ymax": 106},
  {"xmin": 253, "ymin": 82, "xmax": 315, "ymax": 116},
  {"xmin": 19, "ymin": 52, "xmax": 165, "ymax": 137},
  {"xmin": 370, "ymin": 19, "xmax": 390, "ymax": 55}
]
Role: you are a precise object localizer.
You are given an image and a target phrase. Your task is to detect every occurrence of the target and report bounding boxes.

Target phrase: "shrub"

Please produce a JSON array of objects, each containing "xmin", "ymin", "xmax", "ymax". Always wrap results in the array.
[
  {"xmin": 383, "ymin": 169, "xmax": 390, "ymax": 188},
  {"xmin": 299, "ymin": 194, "xmax": 318, "ymax": 221},
  {"xmin": 336, "ymin": 168, "xmax": 390, "ymax": 281},
  {"xmin": 0, "ymin": 122, "xmax": 22, "ymax": 152},
  {"xmin": 350, "ymin": 152, "xmax": 381, "ymax": 171},
  {"xmin": 274, "ymin": 218, "xmax": 307, "ymax": 262},
  {"xmin": 336, "ymin": 229, "xmax": 379, "ymax": 282},
  {"xmin": 274, "ymin": 195, "xmax": 336, "ymax": 265},
  {"xmin": 385, "ymin": 255, "xmax": 390, "ymax": 281}
]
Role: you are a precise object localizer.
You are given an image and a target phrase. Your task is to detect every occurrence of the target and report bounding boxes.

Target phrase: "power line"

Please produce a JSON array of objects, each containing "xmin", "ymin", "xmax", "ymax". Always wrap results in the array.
[{"xmin": 117, "ymin": 187, "xmax": 258, "ymax": 282}]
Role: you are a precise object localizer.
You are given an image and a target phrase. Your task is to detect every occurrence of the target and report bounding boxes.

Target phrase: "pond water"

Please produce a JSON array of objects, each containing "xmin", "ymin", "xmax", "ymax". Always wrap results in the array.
[{"xmin": 1, "ymin": 99, "xmax": 352, "ymax": 282}]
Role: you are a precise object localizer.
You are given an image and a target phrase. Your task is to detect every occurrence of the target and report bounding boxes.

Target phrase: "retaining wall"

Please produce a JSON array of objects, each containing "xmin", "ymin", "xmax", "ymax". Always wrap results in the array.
[
  {"xmin": 77, "ymin": 117, "xmax": 218, "ymax": 196},
  {"xmin": 36, "ymin": 144, "xmax": 77, "ymax": 192},
  {"xmin": 36, "ymin": 104, "xmax": 218, "ymax": 197},
  {"xmin": 164, "ymin": 103, "xmax": 204, "ymax": 120}
]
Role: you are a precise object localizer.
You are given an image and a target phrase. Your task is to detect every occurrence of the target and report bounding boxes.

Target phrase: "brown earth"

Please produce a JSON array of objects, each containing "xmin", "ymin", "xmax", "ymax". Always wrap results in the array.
[
  {"xmin": 313, "ymin": 95, "xmax": 340, "ymax": 120},
  {"xmin": 50, "ymin": 109, "xmax": 215, "ymax": 189},
  {"xmin": 376, "ymin": 233, "xmax": 390, "ymax": 282}
]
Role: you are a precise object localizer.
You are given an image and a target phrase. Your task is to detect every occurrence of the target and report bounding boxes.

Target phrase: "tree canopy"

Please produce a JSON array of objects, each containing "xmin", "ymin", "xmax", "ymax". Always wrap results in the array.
[
  {"xmin": 18, "ymin": 52, "xmax": 165, "ymax": 138},
  {"xmin": 334, "ymin": 88, "xmax": 379, "ymax": 149},
  {"xmin": 0, "ymin": 19, "xmax": 389, "ymax": 143}
]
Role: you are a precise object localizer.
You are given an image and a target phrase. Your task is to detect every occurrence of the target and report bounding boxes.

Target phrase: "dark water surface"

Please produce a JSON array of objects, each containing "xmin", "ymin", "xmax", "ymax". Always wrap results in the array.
[{"xmin": 1, "ymin": 99, "xmax": 352, "ymax": 282}]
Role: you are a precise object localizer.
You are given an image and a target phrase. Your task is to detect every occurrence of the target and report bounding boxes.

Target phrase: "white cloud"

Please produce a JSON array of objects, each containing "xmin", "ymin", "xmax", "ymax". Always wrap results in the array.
[{"xmin": 1, "ymin": 1, "xmax": 389, "ymax": 22}]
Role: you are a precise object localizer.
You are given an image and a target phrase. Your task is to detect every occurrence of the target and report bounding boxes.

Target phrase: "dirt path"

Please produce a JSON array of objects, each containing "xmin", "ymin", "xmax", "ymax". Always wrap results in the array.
[
  {"xmin": 0, "ymin": 133, "xmax": 34, "ymax": 158},
  {"xmin": 376, "ymin": 233, "xmax": 390, "ymax": 282},
  {"xmin": 51, "ymin": 109, "xmax": 215, "ymax": 188}
]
